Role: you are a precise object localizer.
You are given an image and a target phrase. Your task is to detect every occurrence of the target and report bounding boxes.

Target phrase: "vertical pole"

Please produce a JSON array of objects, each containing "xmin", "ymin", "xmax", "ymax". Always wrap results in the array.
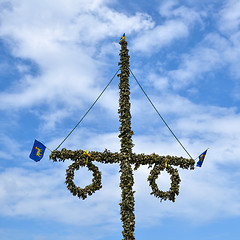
[{"xmin": 118, "ymin": 37, "xmax": 135, "ymax": 239}]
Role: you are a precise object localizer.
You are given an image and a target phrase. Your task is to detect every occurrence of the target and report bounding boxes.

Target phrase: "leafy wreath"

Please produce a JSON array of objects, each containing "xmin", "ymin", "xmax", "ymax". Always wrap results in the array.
[
  {"xmin": 50, "ymin": 149, "xmax": 194, "ymax": 202},
  {"xmin": 148, "ymin": 162, "xmax": 181, "ymax": 202},
  {"xmin": 50, "ymin": 149, "xmax": 102, "ymax": 200},
  {"xmin": 65, "ymin": 160, "xmax": 102, "ymax": 200}
]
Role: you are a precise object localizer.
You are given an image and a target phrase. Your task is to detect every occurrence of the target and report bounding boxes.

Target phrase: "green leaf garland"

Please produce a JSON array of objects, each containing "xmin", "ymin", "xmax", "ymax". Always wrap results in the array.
[
  {"xmin": 49, "ymin": 149, "xmax": 195, "ymax": 202},
  {"xmin": 49, "ymin": 36, "xmax": 196, "ymax": 240}
]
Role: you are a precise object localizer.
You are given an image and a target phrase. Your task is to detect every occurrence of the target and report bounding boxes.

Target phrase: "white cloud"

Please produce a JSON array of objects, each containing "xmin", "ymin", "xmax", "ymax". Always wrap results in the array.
[
  {"xmin": 132, "ymin": 20, "xmax": 188, "ymax": 53},
  {"xmin": 148, "ymin": 73, "xmax": 169, "ymax": 91},
  {"xmin": 166, "ymin": 0, "xmax": 240, "ymax": 90},
  {"xmin": 0, "ymin": 134, "xmax": 26, "ymax": 160},
  {"xmin": 0, "ymin": 165, "xmax": 121, "ymax": 225},
  {"xmin": 0, "ymin": 0, "xmax": 156, "ymax": 140},
  {"xmin": 218, "ymin": 0, "xmax": 240, "ymax": 33},
  {"xmin": 132, "ymin": 1, "xmax": 204, "ymax": 54},
  {"xmin": 169, "ymin": 45, "xmax": 223, "ymax": 88},
  {"xmin": 161, "ymin": 31, "xmax": 240, "ymax": 90},
  {"xmin": 131, "ymin": 1, "xmax": 239, "ymax": 92},
  {"xmin": 0, "ymin": 0, "xmax": 153, "ymax": 116},
  {"xmin": 159, "ymin": 1, "xmax": 204, "ymax": 25},
  {"xmin": 217, "ymin": 0, "xmax": 240, "ymax": 80}
]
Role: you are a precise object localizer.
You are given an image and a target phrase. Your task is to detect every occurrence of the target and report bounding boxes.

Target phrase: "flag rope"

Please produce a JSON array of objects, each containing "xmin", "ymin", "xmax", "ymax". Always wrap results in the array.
[
  {"xmin": 130, "ymin": 68, "xmax": 193, "ymax": 160},
  {"xmin": 45, "ymin": 146, "xmax": 53, "ymax": 152},
  {"xmin": 55, "ymin": 68, "xmax": 120, "ymax": 150}
]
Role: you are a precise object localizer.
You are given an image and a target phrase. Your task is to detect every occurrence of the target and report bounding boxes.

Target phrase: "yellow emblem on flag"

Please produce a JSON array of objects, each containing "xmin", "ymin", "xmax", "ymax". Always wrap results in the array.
[{"xmin": 35, "ymin": 146, "xmax": 43, "ymax": 157}]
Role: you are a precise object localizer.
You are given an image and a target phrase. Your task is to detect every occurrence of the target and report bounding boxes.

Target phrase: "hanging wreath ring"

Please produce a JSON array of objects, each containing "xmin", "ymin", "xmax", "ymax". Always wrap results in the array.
[
  {"xmin": 65, "ymin": 159, "xmax": 102, "ymax": 200},
  {"xmin": 148, "ymin": 163, "xmax": 181, "ymax": 202}
]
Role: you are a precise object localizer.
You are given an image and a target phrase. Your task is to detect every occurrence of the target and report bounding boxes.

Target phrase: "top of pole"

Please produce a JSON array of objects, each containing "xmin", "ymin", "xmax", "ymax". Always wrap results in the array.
[
  {"xmin": 118, "ymin": 33, "xmax": 134, "ymax": 155},
  {"xmin": 119, "ymin": 33, "xmax": 126, "ymax": 44},
  {"xmin": 118, "ymin": 33, "xmax": 136, "ymax": 239}
]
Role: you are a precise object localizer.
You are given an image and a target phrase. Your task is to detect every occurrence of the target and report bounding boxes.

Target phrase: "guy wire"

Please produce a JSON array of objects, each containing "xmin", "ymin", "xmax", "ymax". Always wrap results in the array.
[
  {"xmin": 130, "ymin": 68, "xmax": 193, "ymax": 160},
  {"xmin": 55, "ymin": 68, "xmax": 120, "ymax": 151}
]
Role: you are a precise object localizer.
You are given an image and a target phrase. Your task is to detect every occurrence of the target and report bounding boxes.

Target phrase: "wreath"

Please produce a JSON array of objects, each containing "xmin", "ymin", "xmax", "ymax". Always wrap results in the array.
[
  {"xmin": 50, "ymin": 149, "xmax": 102, "ymax": 200},
  {"xmin": 65, "ymin": 160, "xmax": 102, "ymax": 200},
  {"xmin": 50, "ymin": 149, "xmax": 194, "ymax": 202},
  {"xmin": 148, "ymin": 163, "xmax": 181, "ymax": 202}
]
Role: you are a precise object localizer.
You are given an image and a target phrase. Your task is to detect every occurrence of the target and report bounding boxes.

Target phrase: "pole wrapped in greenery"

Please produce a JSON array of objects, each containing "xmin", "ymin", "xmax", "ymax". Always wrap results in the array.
[
  {"xmin": 118, "ymin": 37, "xmax": 135, "ymax": 240},
  {"xmin": 49, "ymin": 36, "xmax": 195, "ymax": 240}
]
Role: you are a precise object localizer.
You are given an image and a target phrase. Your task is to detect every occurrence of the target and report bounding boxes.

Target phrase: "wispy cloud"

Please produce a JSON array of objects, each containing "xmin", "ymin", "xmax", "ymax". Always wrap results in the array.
[
  {"xmin": 0, "ymin": 0, "xmax": 153, "ymax": 113},
  {"xmin": 157, "ymin": 0, "xmax": 240, "ymax": 91},
  {"xmin": 0, "ymin": 165, "xmax": 120, "ymax": 224},
  {"xmin": 218, "ymin": 0, "xmax": 240, "ymax": 33},
  {"xmin": 132, "ymin": 20, "xmax": 188, "ymax": 53},
  {"xmin": 132, "ymin": 2, "xmax": 204, "ymax": 53}
]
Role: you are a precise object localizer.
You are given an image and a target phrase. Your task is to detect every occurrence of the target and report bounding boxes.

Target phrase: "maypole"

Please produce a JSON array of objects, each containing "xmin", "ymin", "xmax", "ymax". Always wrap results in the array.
[
  {"xmin": 118, "ymin": 35, "xmax": 135, "ymax": 239},
  {"xmin": 49, "ymin": 34, "xmax": 195, "ymax": 240}
]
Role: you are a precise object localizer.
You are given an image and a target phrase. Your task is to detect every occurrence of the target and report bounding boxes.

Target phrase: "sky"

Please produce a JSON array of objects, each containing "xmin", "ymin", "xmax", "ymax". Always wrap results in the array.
[{"xmin": 0, "ymin": 0, "xmax": 240, "ymax": 239}]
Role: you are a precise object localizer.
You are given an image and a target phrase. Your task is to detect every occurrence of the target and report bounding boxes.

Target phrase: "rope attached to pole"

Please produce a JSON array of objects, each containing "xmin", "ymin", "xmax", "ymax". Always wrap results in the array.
[
  {"xmin": 55, "ymin": 68, "xmax": 120, "ymax": 150},
  {"xmin": 130, "ymin": 68, "xmax": 193, "ymax": 160}
]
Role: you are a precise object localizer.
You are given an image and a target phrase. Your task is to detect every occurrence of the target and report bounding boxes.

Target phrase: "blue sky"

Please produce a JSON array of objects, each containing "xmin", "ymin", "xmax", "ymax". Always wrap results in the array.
[{"xmin": 1, "ymin": 0, "xmax": 240, "ymax": 239}]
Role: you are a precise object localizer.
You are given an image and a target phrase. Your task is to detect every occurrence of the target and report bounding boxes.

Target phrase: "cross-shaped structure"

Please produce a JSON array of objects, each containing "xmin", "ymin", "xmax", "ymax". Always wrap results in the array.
[{"xmin": 50, "ymin": 37, "xmax": 195, "ymax": 240}]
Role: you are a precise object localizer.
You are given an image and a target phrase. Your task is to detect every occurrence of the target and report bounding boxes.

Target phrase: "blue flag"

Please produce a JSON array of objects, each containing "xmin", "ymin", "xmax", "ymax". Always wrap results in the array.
[
  {"xmin": 29, "ymin": 140, "xmax": 46, "ymax": 162},
  {"xmin": 196, "ymin": 149, "xmax": 208, "ymax": 167},
  {"xmin": 119, "ymin": 33, "xmax": 125, "ymax": 43}
]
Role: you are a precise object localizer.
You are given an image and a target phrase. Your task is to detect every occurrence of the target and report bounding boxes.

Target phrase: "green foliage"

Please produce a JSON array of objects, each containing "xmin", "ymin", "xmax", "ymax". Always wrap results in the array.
[
  {"xmin": 49, "ymin": 38, "xmax": 195, "ymax": 240},
  {"xmin": 50, "ymin": 149, "xmax": 194, "ymax": 203}
]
